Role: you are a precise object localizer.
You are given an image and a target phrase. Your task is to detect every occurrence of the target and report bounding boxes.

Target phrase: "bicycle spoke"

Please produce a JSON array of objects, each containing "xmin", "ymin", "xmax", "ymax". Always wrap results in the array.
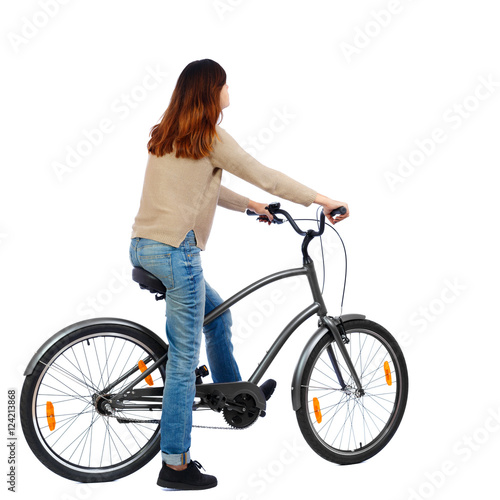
[
  {"xmin": 310, "ymin": 367, "xmax": 342, "ymax": 387},
  {"xmin": 78, "ymin": 411, "xmax": 97, "ymax": 466},
  {"xmin": 71, "ymin": 410, "xmax": 100, "ymax": 464},
  {"xmin": 82, "ymin": 341, "xmax": 96, "ymax": 394},
  {"xmin": 93, "ymin": 338, "xmax": 106, "ymax": 390},
  {"xmin": 69, "ymin": 345, "xmax": 96, "ymax": 397},
  {"xmin": 112, "ymin": 343, "xmax": 141, "ymax": 394},
  {"xmin": 351, "ymin": 397, "xmax": 375, "ymax": 445},
  {"xmin": 104, "ymin": 338, "xmax": 126, "ymax": 389},
  {"xmin": 49, "ymin": 357, "xmax": 98, "ymax": 394},
  {"xmin": 38, "ymin": 380, "xmax": 91, "ymax": 406},
  {"xmin": 48, "ymin": 405, "xmax": 98, "ymax": 450},
  {"xmin": 363, "ymin": 392, "xmax": 396, "ymax": 406}
]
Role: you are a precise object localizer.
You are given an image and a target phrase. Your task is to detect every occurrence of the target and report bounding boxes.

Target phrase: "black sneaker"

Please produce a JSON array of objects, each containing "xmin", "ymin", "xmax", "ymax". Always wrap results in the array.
[
  {"xmin": 157, "ymin": 460, "xmax": 217, "ymax": 490},
  {"xmin": 260, "ymin": 379, "xmax": 277, "ymax": 401}
]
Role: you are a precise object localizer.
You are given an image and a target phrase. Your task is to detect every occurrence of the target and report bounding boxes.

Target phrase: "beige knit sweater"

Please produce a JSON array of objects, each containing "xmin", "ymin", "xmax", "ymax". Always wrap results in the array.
[{"xmin": 131, "ymin": 125, "xmax": 317, "ymax": 249}]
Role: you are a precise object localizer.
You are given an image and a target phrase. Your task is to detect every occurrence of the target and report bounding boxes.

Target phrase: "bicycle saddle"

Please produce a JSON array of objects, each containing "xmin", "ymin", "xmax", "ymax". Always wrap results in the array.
[{"xmin": 132, "ymin": 267, "xmax": 166, "ymax": 299}]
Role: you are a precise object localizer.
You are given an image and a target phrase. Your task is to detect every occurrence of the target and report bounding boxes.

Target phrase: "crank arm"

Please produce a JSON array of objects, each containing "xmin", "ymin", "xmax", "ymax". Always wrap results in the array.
[{"xmin": 224, "ymin": 401, "xmax": 247, "ymax": 413}]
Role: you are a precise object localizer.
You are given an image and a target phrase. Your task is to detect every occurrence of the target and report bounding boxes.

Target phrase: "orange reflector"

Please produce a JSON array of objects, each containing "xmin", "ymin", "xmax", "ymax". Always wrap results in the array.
[
  {"xmin": 313, "ymin": 397, "xmax": 322, "ymax": 424},
  {"xmin": 384, "ymin": 361, "xmax": 392, "ymax": 386},
  {"xmin": 138, "ymin": 360, "xmax": 154, "ymax": 386},
  {"xmin": 46, "ymin": 401, "xmax": 56, "ymax": 431}
]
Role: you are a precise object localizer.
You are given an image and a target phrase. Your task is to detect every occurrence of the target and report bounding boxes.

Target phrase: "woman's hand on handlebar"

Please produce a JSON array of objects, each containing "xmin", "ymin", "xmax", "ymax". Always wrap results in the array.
[
  {"xmin": 247, "ymin": 199, "xmax": 274, "ymax": 223},
  {"xmin": 314, "ymin": 194, "xmax": 349, "ymax": 225}
]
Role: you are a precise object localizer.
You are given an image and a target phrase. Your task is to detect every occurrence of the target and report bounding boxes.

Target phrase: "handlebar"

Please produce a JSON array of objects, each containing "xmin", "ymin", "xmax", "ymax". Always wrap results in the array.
[
  {"xmin": 246, "ymin": 203, "xmax": 346, "ymax": 264},
  {"xmin": 246, "ymin": 203, "xmax": 346, "ymax": 237}
]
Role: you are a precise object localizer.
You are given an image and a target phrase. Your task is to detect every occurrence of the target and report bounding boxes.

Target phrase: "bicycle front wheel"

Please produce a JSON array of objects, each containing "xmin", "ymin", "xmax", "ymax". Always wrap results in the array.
[
  {"xmin": 296, "ymin": 319, "xmax": 408, "ymax": 464},
  {"xmin": 20, "ymin": 322, "xmax": 167, "ymax": 482}
]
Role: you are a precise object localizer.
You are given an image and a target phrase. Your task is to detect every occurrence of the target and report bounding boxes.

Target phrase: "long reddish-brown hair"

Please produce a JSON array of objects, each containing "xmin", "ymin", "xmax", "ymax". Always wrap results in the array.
[{"xmin": 147, "ymin": 59, "xmax": 227, "ymax": 159}]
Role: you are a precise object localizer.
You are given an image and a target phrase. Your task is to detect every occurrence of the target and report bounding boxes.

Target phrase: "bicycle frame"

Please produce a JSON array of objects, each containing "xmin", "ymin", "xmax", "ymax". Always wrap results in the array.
[
  {"xmin": 106, "ymin": 261, "xmax": 324, "ymax": 404},
  {"xmin": 107, "ymin": 257, "xmax": 363, "ymax": 412},
  {"xmin": 204, "ymin": 261, "xmax": 325, "ymax": 385}
]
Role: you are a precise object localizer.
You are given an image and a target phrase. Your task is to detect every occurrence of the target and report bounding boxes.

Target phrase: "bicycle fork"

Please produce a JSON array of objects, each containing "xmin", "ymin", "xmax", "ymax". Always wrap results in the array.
[{"xmin": 322, "ymin": 316, "xmax": 365, "ymax": 397}]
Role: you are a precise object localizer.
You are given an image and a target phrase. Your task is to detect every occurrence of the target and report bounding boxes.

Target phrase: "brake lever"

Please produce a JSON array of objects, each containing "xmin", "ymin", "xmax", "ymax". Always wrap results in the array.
[
  {"xmin": 246, "ymin": 202, "xmax": 284, "ymax": 225},
  {"xmin": 257, "ymin": 214, "xmax": 284, "ymax": 225},
  {"xmin": 263, "ymin": 202, "xmax": 283, "ymax": 224}
]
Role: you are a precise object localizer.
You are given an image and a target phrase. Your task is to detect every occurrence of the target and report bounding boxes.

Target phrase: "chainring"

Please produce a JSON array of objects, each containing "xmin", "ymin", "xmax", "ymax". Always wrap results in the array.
[{"xmin": 222, "ymin": 393, "xmax": 261, "ymax": 429}]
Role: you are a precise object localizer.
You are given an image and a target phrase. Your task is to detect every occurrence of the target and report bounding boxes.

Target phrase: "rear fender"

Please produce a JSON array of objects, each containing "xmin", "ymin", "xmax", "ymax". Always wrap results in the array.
[{"xmin": 24, "ymin": 317, "xmax": 167, "ymax": 376}]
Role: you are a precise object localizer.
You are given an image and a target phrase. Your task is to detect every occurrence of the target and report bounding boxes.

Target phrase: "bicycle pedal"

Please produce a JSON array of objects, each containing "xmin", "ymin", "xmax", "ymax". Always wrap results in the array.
[{"xmin": 195, "ymin": 364, "xmax": 210, "ymax": 385}]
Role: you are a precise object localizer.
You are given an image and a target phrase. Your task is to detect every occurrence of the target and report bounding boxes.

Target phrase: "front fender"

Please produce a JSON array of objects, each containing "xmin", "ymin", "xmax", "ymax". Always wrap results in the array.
[
  {"xmin": 291, "ymin": 313, "xmax": 365, "ymax": 411},
  {"xmin": 24, "ymin": 317, "xmax": 168, "ymax": 376}
]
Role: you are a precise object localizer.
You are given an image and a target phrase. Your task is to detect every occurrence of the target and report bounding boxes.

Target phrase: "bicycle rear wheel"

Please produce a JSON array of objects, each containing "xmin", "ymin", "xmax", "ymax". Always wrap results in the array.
[
  {"xmin": 296, "ymin": 319, "xmax": 408, "ymax": 464},
  {"xmin": 20, "ymin": 323, "xmax": 167, "ymax": 482}
]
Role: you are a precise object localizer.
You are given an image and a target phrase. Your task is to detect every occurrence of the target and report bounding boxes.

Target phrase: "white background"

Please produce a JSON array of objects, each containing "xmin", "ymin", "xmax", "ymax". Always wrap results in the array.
[{"xmin": 2, "ymin": 1, "xmax": 499, "ymax": 499}]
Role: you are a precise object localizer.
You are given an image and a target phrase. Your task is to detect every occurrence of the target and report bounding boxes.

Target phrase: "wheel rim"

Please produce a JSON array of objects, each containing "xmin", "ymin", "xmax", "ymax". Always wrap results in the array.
[
  {"xmin": 31, "ymin": 333, "xmax": 164, "ymax": 473},
  {"xmin": 305, "ymin": 328, "xmax": 402, "ymax": 456}
]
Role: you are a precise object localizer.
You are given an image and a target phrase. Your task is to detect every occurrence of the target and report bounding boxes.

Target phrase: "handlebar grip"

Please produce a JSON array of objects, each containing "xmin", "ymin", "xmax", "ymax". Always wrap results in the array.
[{"xmin": 330, "ymin": 206, "xmax": 346, "ymax": 216}]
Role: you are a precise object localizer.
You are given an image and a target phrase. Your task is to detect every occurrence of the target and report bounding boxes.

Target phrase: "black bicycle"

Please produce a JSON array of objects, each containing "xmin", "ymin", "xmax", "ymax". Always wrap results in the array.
[{"xmin": 20, "ymin": 203, "xmax": 408, "ymax": 482}]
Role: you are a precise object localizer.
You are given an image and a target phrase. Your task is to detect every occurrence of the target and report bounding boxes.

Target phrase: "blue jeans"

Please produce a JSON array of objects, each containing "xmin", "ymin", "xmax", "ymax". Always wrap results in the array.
[{"xmin": 129, "ymin": 231, "xmax": 241, "ymax": 466}]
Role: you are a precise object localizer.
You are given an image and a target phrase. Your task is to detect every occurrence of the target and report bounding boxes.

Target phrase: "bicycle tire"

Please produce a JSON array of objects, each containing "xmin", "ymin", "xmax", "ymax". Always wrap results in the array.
[
  {"xmin": 20, "ymin": 322, "xmax": 167, "ymax": 482},
  {"xmin": 296, "ymin": 319, "xmax": 408, "ymax": 464}
]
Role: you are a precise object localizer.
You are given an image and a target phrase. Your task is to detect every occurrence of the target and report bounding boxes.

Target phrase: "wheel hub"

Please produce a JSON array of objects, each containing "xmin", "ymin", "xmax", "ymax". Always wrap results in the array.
[
  {"xmin": 93, "ymin": 394, "xmax": 114, "ymax": 416},
  {"xmin": 343, "ymin": 385, "xmax": 364, "ymax": 398}
]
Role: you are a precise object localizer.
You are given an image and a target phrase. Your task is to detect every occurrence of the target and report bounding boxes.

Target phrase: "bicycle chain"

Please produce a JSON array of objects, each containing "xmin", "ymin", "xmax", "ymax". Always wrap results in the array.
[
  {"xmin": 100, "ymin": 394, "xmax": 252, "ymax": 431},
  {"xmin": 193, "ymin": 423, "xmax": 239, "ymax": 431},
  {"xmin": 96, "ymin": 394, "xmax": 237, "ymax": 430},
  {"xmin": 108, "ymin": 413, "xmax": 240, "ymax": 430}
]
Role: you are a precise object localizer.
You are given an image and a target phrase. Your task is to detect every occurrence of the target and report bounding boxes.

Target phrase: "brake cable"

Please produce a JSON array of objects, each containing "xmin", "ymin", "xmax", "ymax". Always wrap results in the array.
[{"xmin": 291, "ymin": 211, "xmax": 348, "ymax": 316}]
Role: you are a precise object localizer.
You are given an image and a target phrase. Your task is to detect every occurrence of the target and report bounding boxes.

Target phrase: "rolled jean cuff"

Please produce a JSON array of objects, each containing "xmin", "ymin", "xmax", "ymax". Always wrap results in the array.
[{"xmin": 161, "ymin": 450, "xmax": 190, "ymax": 466}]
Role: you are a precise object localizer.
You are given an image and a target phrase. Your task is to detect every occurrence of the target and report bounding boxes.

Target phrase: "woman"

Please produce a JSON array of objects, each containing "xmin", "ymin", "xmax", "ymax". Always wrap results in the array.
[{"xmin": 129, "ymin": 59, "xmax": 349, "ymax": 490}]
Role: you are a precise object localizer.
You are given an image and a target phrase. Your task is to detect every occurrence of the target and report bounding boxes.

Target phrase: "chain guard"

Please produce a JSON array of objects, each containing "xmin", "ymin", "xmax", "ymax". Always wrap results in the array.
[
  {"xmin": 108, "ymin": 383, "xmax": 265, "ymax": 430},
  {"xmin": 222, "ymin": 393, "xmax": 261, "ymax": 429}
]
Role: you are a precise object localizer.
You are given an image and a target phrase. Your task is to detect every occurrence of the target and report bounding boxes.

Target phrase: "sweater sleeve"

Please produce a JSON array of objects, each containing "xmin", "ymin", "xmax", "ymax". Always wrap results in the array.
[
  {"xmin": 217, "ymin": 185, "xmax": 250, "ymax": 212},
  {"xmin": 211, "ymin": 126, "xmax": 317, "ymax": 207}
]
